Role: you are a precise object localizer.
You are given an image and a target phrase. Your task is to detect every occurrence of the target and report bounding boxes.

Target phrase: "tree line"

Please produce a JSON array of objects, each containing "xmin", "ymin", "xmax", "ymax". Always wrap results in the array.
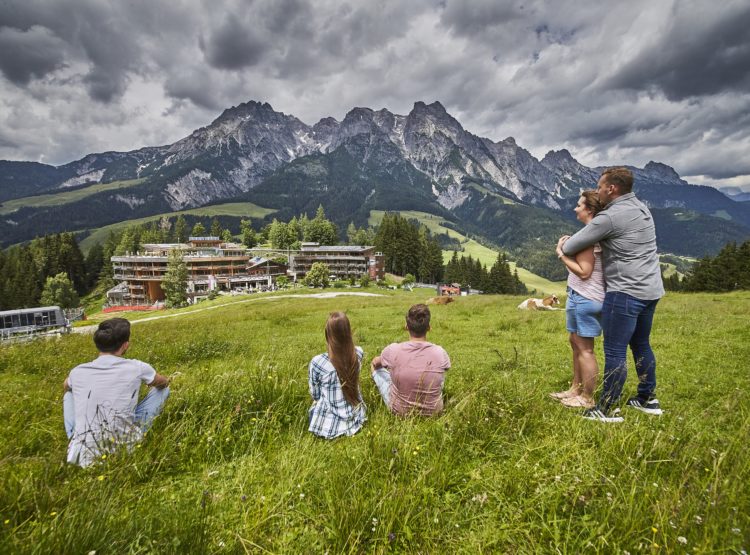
[
  {"xmin": 0, "ymin": 233, "xmax": 92, "ymax": 310},
  {"xmin": 663, "ymin": 240, "xmax": 750, "ymax": 292},
  {"xmin": 444, "ymin": 252, "xmax": 528, "ymax": 294},
  {"xmin": 373, "ymin": 213, "xmax": 445, "ymax": 284}
]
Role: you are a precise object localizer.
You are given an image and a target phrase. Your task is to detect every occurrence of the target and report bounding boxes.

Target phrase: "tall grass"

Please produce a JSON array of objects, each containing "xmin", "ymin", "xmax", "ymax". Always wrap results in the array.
[{"xmin": 1, "ymin": 291, "xmax": 748, "ymax": 553}]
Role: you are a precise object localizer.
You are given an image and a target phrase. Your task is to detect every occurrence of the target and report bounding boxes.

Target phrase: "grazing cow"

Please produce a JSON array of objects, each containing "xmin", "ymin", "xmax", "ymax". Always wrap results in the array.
[
  {"xmin": 517, "ymin": 294, "xmax": 561, "ymax": 311},
  {"xmin": 427, "ymin": 296, "xmax": 455, "ymax": 305}
]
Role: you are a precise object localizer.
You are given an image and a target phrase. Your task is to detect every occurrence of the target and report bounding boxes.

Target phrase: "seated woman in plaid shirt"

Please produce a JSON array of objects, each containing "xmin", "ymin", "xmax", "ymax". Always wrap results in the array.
[{"xmin": 308, "ymin": 312, "xmax": 366, "ymax": 438}]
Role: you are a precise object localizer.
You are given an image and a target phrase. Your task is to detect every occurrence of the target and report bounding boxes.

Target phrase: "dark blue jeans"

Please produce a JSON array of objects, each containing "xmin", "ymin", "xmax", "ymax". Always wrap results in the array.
[{"xmin": 599, "ymin": 292, "xmax": 659, "ymax": 412}]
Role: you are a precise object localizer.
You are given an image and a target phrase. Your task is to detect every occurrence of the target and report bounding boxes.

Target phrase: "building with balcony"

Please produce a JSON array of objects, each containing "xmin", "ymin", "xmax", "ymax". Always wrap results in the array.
[
  {"xmin": 108, "ymin": 238, "xmax": 385, "ymax": 306},
  {"xmin": 109, "ymin": 237, "xmax": 255, "ymax": 304},
  {"xmin": 290, "ymin": 243, "xmax": 385, "ymax": 281}
]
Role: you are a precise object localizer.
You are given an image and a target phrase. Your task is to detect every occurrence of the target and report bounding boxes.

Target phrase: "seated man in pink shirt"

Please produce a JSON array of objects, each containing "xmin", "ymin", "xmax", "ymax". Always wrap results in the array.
[{"xmin": 370, "ymin": 304, "xmax": 451, "ymax": 416}]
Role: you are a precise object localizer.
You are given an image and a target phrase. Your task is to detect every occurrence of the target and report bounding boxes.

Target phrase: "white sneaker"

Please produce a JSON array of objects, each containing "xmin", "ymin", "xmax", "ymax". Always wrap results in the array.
[{"xmin": 581, "ymin": 407, "xmax": 624, "ymax": 423}]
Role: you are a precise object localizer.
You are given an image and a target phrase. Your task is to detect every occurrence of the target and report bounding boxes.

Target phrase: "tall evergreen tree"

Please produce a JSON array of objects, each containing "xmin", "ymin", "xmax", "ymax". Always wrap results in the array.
[
  {"xmin": 240, "ymin": 220, "xmax": 256, "ymax": 248},
  {"xmin": 162, "ymin": 249, "xmax": 188, "ymax": 307},
  {"xmin": 191, "ymin": 221, "xmax": 207, "ymax": 237},
  {"xmin": 210, "ymin": 218, "xmax": 223, "ymax": 238},
  {"xmin": 174, "ymin": 215, "xmax": 188, "ymax": 242}
]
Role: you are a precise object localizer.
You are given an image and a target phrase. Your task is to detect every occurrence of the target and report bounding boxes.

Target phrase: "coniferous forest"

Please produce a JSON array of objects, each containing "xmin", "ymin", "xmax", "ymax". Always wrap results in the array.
[{"xmin": 663, "ymin": 240, "xmax": 750, "ymax": 292}]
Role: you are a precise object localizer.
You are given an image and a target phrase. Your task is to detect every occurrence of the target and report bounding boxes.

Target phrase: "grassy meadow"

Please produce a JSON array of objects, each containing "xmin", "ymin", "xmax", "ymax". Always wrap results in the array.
[
  {"xmin": 0, "ymin": 179, "xmax": 146, "ymax": 215},
  {"xmin": 0, "ymin": 290, "xmax": 748, "ymax": 553}
]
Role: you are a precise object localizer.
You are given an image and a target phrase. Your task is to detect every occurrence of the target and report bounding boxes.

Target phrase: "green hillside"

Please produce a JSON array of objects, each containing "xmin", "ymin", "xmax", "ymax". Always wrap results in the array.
[
  {"xmin": 0, "ymin": 290, "xmax": 747, "ymax": 553},
  {"xmin": 369, "ymin": 210, "xmax": 566, "ymax": 295},
  {"xmin": 0, "ymin": 179, "xmax": 146, "ymax": 215},
  {"xmin": 79, "ymin": 202, "xmax": 276, "ymax": 251}
]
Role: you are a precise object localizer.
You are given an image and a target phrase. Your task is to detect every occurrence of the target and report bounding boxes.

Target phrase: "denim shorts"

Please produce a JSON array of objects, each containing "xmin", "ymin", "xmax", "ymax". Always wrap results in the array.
[{"xmin": 565, "ymin": 287, "xmax": 603, "ymax": 338}]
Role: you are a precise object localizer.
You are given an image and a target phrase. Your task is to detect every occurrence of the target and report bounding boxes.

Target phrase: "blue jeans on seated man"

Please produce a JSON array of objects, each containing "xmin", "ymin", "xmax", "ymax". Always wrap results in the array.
[
  {"xmin": 63, "ymin": 387, "xmax": 170, "ymax": 439},
  {"xmin": 372, "ymin": 368, "xmax": 392, "ymax": 409},
  {"xmin": 598, "ymin": 291, "xmax": 659, "ymax": 413}
]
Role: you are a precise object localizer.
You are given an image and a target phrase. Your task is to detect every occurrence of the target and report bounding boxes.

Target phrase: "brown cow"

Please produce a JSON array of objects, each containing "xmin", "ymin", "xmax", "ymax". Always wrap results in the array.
[{"xmin": 517, "ymin": 294, "xmax": 561, "ymax": 311}]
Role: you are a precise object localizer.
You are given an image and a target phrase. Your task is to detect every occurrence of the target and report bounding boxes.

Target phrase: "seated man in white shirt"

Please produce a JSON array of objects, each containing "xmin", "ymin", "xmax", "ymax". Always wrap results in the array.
[{"xmin": 63, "ymin": 317, "xmax": 170, "ymax": 467}]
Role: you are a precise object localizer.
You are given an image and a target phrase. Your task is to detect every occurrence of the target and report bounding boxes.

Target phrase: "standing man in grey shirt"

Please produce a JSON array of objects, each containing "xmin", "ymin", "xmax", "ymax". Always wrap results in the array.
[{"xmin": 559, "ymin": 167, "xmax": 665, "ymax": 422}]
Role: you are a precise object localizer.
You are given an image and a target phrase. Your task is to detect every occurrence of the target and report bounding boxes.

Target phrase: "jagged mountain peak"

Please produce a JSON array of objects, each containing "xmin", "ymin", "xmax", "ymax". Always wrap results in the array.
[
  {"xmin": 216, "ymin": 99, "xmax": 274, "ymax": 117},
  {"xmin": 643, "ymin": 161, "xmax": 681, "ymax": 180},
  {"xmin": 542, "ymin": 148, "xmax": 575, "ymax": 164},
  {"xmin": 411, "ymin": 100, "xmax": 448, "ymax": 114}
]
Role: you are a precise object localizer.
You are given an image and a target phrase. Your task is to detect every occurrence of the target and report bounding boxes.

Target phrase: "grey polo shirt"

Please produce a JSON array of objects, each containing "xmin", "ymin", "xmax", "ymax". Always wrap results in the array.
[{"xmin": 562, "ymin": 192, "xmax": 665, "ymax": 300}]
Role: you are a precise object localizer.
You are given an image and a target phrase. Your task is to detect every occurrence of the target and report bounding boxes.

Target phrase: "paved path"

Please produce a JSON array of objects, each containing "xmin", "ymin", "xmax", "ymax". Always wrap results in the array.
[{"xmin": 73, "ymin": 291, "xmax": 384, "ymax": 334}]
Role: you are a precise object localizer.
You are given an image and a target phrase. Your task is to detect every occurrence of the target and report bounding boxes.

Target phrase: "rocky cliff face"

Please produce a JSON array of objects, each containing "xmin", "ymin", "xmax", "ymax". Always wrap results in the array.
[{"xmin": 3, "ymin": 98, "xmax": 747, "ymax": 228}]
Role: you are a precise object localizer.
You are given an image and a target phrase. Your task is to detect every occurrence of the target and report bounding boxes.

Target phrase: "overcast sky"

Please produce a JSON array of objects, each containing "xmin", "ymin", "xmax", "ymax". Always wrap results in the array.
[{"xmin": 1, "ymin": 0, "xmax": 749, "ymax": 190}]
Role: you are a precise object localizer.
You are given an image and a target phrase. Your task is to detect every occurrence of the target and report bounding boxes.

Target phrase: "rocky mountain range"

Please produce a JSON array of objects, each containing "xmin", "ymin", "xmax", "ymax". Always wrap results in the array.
[{"xmin": 2, "ymin": 100, "xmax": 749, "ymax": 275}]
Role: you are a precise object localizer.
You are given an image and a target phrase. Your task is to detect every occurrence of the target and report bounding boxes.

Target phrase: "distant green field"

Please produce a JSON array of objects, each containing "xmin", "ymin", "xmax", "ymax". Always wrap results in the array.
[
  {"xmin": 369, "ymin": 210, "xmax": 565, "ymax": 295},
  {"xmin": 0, "ymin": 179, "xmax": 146, "ymax": 215},
  {"xmin": 79, "ymin": 202, "xmax": 276, "ymax": 252}
]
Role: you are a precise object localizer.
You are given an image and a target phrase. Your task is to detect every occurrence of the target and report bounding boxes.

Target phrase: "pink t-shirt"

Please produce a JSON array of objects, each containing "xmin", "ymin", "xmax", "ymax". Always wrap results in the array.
[{"xmin": 380, "ymin": 341, "xmax": 451, "ymax": 416}]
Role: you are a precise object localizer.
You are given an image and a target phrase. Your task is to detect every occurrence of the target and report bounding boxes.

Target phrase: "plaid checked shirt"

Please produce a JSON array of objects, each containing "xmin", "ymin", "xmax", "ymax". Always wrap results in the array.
[{"xmin": 308, "ymin": 346, "xmax": 366, "ymax": 439}]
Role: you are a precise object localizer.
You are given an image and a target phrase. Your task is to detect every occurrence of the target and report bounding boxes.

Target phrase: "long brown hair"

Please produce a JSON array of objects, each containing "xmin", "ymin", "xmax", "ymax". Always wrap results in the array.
[
  {"xmin": 580, "ymin": 189, "xmax": 604, "ymax": 216},
  {"xmin": 325, "ymin": 312, "xmax": 360, "ymax": 406}
]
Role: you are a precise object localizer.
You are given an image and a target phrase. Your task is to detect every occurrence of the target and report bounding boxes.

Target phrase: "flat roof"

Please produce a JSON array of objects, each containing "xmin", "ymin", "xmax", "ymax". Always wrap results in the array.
[{"xmin": 299, "ymin": 245, "xmax": 374, "ymax": 252}]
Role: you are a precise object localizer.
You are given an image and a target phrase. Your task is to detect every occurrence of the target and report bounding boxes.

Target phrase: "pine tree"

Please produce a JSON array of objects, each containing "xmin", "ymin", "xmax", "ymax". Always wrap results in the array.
[
  {"xmin": 210, "ymin": 218, "xmax": 223, "ymax": 238},
  {"xmin": 174, "ymin": 215, "xmax": 188, "ymax": 242},
  {"xmin": 85, "ymin": 244, "xmax": 105, "ymax": 289},
  {"xmin": 191, "ymin": 222, "xmax": 207, "ymax": 237},
  {"xmin": 240, "ymin": 220, "xmax": 256, "ymax": 248},
  {"xmin": 162, "ymin": 249, "xmax": 188, "ymax": 307}
]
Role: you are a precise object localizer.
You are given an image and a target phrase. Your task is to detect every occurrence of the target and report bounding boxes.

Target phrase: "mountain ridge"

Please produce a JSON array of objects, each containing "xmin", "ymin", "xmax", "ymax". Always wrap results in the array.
[{"xmin": 1, "ymin": 99, "xmax": 748, "ymax": 271}]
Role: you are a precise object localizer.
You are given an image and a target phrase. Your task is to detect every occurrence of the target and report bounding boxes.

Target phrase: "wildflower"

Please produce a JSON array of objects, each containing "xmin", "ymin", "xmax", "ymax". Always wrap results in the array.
[
  {"xmin": 412, "ymin": 451, "xmax": 418, "ymax": 456},
  {"xmin": 677, "ymin": 537, "xmax": 687, "ymax": 545},
  {"xmin": 732, "ymin": 528, "xmax": 741, "ymax": 534},
  {"xmin": 50, "ymin": 512, "xmax": 57, "ymax": 517},
  {"xmin": 299, "ymin": 493, "xmax": 305, "ymax": 499},
  {"xmin": 694, "ymin": 515, "xmax": 703, "ymax": 524},
  {"xmin": 260, "ymin": 496, "xmax": 266, "ymax": 502},
  {"xmin": 388, "ymin": 532, "xmax": 396, "ymax": 542},
  {"xmin": 471, "ymin": 493, "xmax": 487, "ymax": 505},
  {"xmin": 101, "ymin": 454, "xmax": 107, "ymax": 460},
  {"xmin": 652, "ymin": 527, "xmax": 658, "ymax": 533},
  {"xmin": 97, "ymin": 475, "xmax": 105, "ymax": 481},
  {"xmin": 4, "ymin": 519, "xmax": 10, "ymax": 525}
]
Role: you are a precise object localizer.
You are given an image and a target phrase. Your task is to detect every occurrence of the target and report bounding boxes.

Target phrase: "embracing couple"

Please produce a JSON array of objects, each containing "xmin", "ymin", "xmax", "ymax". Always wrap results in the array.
[{"xmin": 552, "ymin": 167, "xmax": 665, "ymax": 423}]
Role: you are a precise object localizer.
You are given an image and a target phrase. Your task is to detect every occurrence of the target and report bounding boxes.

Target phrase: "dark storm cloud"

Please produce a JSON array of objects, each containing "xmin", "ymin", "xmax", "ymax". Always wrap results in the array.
[
  {"xmin": 202, "ymin": 17, "xmax": 268, "ymax": 70},
  {"xmin": 440, "ymin": 1, "xmax": 524, "ymax": 34},
  {"xmin": 0, "ymin": 25, "xmax": 67, "ymax": 84},
  {"xmin": 607, "ymin": 2, "xmax": 750, "ymax": 100},
  {"xmin": 0, "ymin": 0, "xmax": 748, "ymax": 188}
]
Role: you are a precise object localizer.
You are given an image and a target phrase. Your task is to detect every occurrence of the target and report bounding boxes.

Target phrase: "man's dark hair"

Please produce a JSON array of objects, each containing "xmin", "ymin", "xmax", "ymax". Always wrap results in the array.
[
  {"xmin": 600, "ymin": 166, "xmax": 634, "ymax": 194},
  {"xmin": 94, "ymin": 318, "xmax": 131, "ymax": 353},
  {"xmin": 406, "ymin": 304, "xmax": 431, "ymax": 336}
]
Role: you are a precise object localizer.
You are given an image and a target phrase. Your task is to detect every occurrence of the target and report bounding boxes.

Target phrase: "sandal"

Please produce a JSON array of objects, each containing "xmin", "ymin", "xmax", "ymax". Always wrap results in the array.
[{"xmin": 561, "ymin": 395, "xmax": 595, "ymax": 409}]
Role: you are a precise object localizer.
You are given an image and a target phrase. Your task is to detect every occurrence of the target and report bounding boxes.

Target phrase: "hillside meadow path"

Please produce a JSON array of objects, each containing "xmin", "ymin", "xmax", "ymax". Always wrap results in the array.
[{"xmin": 72, "ymin": 291, "xmax": 385, "ymax": 334}]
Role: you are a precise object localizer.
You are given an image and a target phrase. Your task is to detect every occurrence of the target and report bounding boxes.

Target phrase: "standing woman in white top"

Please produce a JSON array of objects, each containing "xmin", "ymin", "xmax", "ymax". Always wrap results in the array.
[{"xmin": 550, "ymin": 190, "xmax": 606, "ymax": 408}]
